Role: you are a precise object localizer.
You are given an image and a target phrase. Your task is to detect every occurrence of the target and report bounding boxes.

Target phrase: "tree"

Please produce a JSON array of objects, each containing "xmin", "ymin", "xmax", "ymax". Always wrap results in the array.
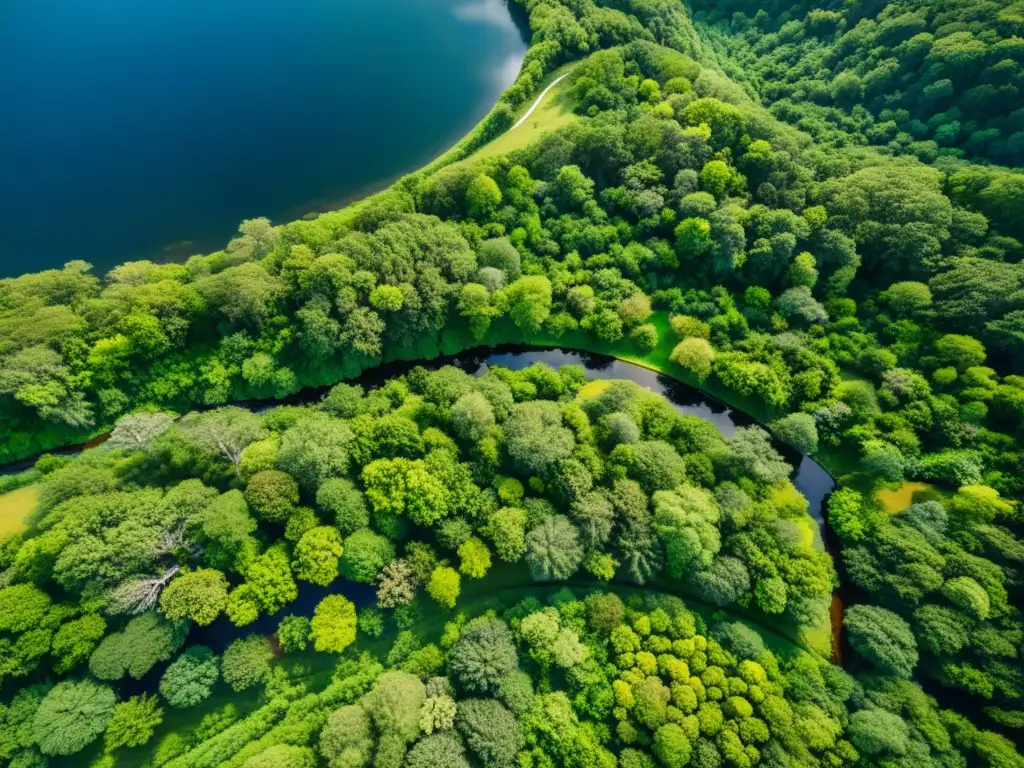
[
  {"xmin": 690, "ymin": 556, "xmax": 750, "ymax": 607},
  {"xmin": 448, "ymin": 616, "xmax": 518, "ymax": 694},
  {"xmin": 198, "ymin": 489, "xmax": 257, "ymax": 568},
  {"xmin": 377, "ymin": 559, "xmax": 418, "ymax": 608},
  {"xmin": 277, "ymin": 615, "xmax": 312, "ymax": 652},
  {"xmin": 861, "ymin": 439, "xmax": 906, "ymax": 483},
  {"xmin": 319, "ymin": 705, "xmax": 373, "ymax": 768},
  {"xmin": 0, "ymin": 583, "xmax": 50, "ymax": 634},
  {"xmin": 844, "ymin": 605, "xmax": 918, "ymax": 678},
  {"xmin": 525, "ymin": 515, "xmax": 584, "ymax": 581},
  {"xmin": 363, "ymin": 670, "xmax": 426, "ymax": 743},
  {"xmin": 459, "ymin": 283, "xmax": 499, "ymax": 339},
  {"xmin": 831, "ymin": 71, "xmax": 862, "ymax": 105},
  {"xmin": 32, "ymin": 680, "xmax": 115, "ymax": 756},
  {"xmin": 653, "ymin": 723, "xmax": 692, "ymax": 768},
  {"xmin": 160, "ymin": 646, "xmax": 220, "ymax": 708},
  {"xmin": 107, "ymin": 412, "xmax": 175, "ymax": 451},
  {"xmin": 309, "ymin": 595, "xmax": 357, "ymax": 653},
  {"xmin": 652, "ymin": 486, "xmax": 721, "ymax": 577},
  {"xmin": 520, "ymin": 609, "xmax": 586, "ymax": 669},
  {"xmin": 478, "ymin": 238, "xmax": 522, "ymax": 280},
  {"xmin": 339, "ymin": 528, "xmax": 395, "ymax": 583},
  {"xmin": 769, "ymin": 412, "xmax": 819, "ymax": 454},
  {"xmin": 159, "ymin": 569, "xmax": 229, "ymax": 626},
  {"xmin": 776, "ymin": 286, "xmax": 828, "ymax": 325},
  {"xmin": 619, "ymin": 292, "xmax": 653, "ymax": 327},
  {"xmin": 89, "ymin": 612, "xmax": 187, "ymax": 681},
  {"xmin": 941, "ymin": 576, "xmax": 991, "ymax": 620},
  {"xmin": 50, "ymin": 613, "xmax": 105, "ymax": 673},
  {"xmin": 885, "ymin": 281, "xmax": 932, "ymax": 316},
  {"xmin": 243, "ymin": 745, "xmax": 317, "ymax": 768},
  {"xmin": 276, "ymin": 413, "xmax": 353, "ymax": 491},
  {"xmin": 503, "ymin": 401, "xmax": 576, "ymax": 476},
  {"xmin": 362, "ymin": 457, "xmax": 449, "ymax": 530},
  {"xmin": 570, "ymin": 491, "xmax": 615, "ymax": 550},
  {"xmin": 935, "ymin": 334, "xmax": 986, "ymax": 372},
  {"xmin": 177, "ymin": 407, "xmax": 267, "ymax": 477},
  {"xmin": 456, "ymin": 698, "xmax": 523, "ymax": 768},
  {"xmin": 458, "ymin": 537, "xmax": 492, "ymax": 578},
  {"xmin": 847, "ymin": 709, "xmax": 911, "ymax": 757},
  {"xmin": 427, "ymin": 566, "xmax": 462, "ymax": 609},
  {"xmin": 467, "ymin": 174, "xmax": 502, "ymax": 219},
  {"xmin": 452, "ymin": 392, "xmax": 495, "ymax": 443},
  {"xmin": 227, "ymin": 544, "xmax": 298, "ymax": 623},
  {"xmin": 244, "ymin": 470, "xmax": 300, "ymax": 523},
  {"xmin": 316, "ymin": 478, "xmax": 369, "ymax": 534},
  {"xmin": 621, "ymin": 441, "xmax": 688, "ymax": 492},
  {"xmin": 406, "ymin": 732, "xmax": 470, "ymax": 768},
  {"xmin": 504, "ymin": 276, "xmax": 553, "ymax": 333},
  {"xmin": 670, "ymin": 338, "xmax": 715, "ymax": 381},
  {"xmin": 369, "ymin": 284, "xmax": 405, "ymax": 312},
  {"xmin": 293, "ymin": 526, "xmax": 343, "ymax": 586},
  {"xmin": 787, "ymin": 251, "xmax": 818, "ymax": 288},
  {"xmin": 484, "ymin": 507, "xmax": 528, "ymax": 562},
  {"xmin": 221, "ymin": 635, "xmax": 272, "ymax": 692},
  {"xmin": 104, "ymin": 694, "xmax": 163, "ymax": 752}
]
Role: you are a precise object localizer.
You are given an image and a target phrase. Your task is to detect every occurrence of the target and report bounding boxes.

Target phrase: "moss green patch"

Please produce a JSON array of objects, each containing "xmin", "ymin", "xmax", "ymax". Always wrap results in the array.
[
  {"xmin": 876, "ymin": 481, "xmax": 936, "ymax": 514},
  {"xmin": 576, "ymin": 379, "xmax": 614, "ymax": 400},
  {"xmin": 0, "ymin": 485, "xmax": 36, "ymax": 539}
]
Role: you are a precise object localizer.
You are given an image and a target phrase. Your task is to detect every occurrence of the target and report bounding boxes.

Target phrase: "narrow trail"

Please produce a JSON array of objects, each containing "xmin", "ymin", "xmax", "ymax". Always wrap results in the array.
[{"xmin": 511, "ymin": 72, "xmax": 570, "ymax": 130}]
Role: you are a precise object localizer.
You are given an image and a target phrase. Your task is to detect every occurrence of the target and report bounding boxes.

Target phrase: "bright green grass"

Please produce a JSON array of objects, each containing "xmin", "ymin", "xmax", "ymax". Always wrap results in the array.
[
  {"xmin": 473, "ymin": 65, "xmax": 580, "ymax": 159},
  {"xmin": 0, "ymin": 485, "xmax": 36, "ymax": 539},
  {"xmin": 875, "ymin": 481, "xmax": 952, "ymax": 514},
  {"xmin": 576, "ymin": 379, "xmax": 614, "ymax": 400}
]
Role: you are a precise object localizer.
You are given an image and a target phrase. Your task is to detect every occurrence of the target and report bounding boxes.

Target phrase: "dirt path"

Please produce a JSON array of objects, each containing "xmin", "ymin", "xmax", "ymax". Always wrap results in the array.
[{"xmin": 511, "ymin": 72, "xmax": 570, "ymax": 130}]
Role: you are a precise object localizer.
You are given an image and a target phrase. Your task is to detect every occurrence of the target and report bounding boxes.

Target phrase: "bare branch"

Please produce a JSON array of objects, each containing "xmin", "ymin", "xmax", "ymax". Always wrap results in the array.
[{"xmin": 105, "ymin": 565, "xmax": 180, "ymax": 615}]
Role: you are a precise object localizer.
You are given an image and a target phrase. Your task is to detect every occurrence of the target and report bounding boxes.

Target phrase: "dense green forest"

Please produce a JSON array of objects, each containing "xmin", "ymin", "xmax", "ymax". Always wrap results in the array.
[
  {"xmin": 0, "ymin": 364, "xmax": 1017, "ymax": 766},
  {"xmin": 689, "ymin": 0, "xmax": 1024, "ymax": 165},
  {"xmin": 2, "ymin": 0, "xmax": 1024, "ymax": 765}
]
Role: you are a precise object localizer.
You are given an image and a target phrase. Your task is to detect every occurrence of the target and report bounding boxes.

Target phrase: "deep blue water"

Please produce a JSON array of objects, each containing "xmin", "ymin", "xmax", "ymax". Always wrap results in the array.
[{"xmin": 0, "ymin": 0, "xmax": 527, "ymax": 278}]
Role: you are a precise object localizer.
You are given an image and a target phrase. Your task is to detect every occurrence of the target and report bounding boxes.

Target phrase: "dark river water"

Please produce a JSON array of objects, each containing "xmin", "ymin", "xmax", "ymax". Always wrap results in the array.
[{"xmin": 0, "ymin": 0, "xmax": 527, "ymax": 278}]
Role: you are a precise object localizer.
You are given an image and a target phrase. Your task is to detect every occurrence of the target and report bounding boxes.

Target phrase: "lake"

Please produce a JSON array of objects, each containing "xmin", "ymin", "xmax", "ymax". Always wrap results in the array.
[{"xmin": 0, "ymin": 0, "xmax": 527, "ymax": 279}]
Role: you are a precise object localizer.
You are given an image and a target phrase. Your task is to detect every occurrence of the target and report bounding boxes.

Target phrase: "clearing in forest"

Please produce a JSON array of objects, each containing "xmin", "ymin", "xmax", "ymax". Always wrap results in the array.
[{"xmin": 474, "ymin": 66, "xmax": 579, "ymax": 158}]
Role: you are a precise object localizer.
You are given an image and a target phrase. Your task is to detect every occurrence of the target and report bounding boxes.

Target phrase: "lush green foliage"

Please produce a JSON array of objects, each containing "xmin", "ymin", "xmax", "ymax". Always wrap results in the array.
[{"xmin": 2, "ymin": 0, "xmax": 1024, "ymax": 761}]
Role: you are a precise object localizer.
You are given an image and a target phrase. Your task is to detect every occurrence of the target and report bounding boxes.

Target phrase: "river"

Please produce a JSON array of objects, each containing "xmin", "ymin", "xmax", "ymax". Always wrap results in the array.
[{"xmin": 0, "ymin": 0, "xmax": 528, "ymax": 278}]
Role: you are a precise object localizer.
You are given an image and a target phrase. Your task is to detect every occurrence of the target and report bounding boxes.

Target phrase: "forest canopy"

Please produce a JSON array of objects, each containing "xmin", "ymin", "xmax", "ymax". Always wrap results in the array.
[{"xmin": 2, "ymin": 0, "xmax": 1024, "ymax": 764}]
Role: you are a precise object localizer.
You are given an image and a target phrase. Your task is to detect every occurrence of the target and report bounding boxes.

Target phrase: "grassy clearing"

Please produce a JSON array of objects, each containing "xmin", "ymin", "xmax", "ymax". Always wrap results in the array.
[
  {"xmin": 0, "ymin": 484, "xmax": 36, "ymax": 539},
  {"xmin": 576, "ymin": 379, "xmax": 613, "ymax": 400},
  {"xmin": 875, "ymin": 481, "xmax": 950, "ymax": 514},
  {"xmin": 473, "ymin": 65, "xmax": 580, "ymax": 159}
]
